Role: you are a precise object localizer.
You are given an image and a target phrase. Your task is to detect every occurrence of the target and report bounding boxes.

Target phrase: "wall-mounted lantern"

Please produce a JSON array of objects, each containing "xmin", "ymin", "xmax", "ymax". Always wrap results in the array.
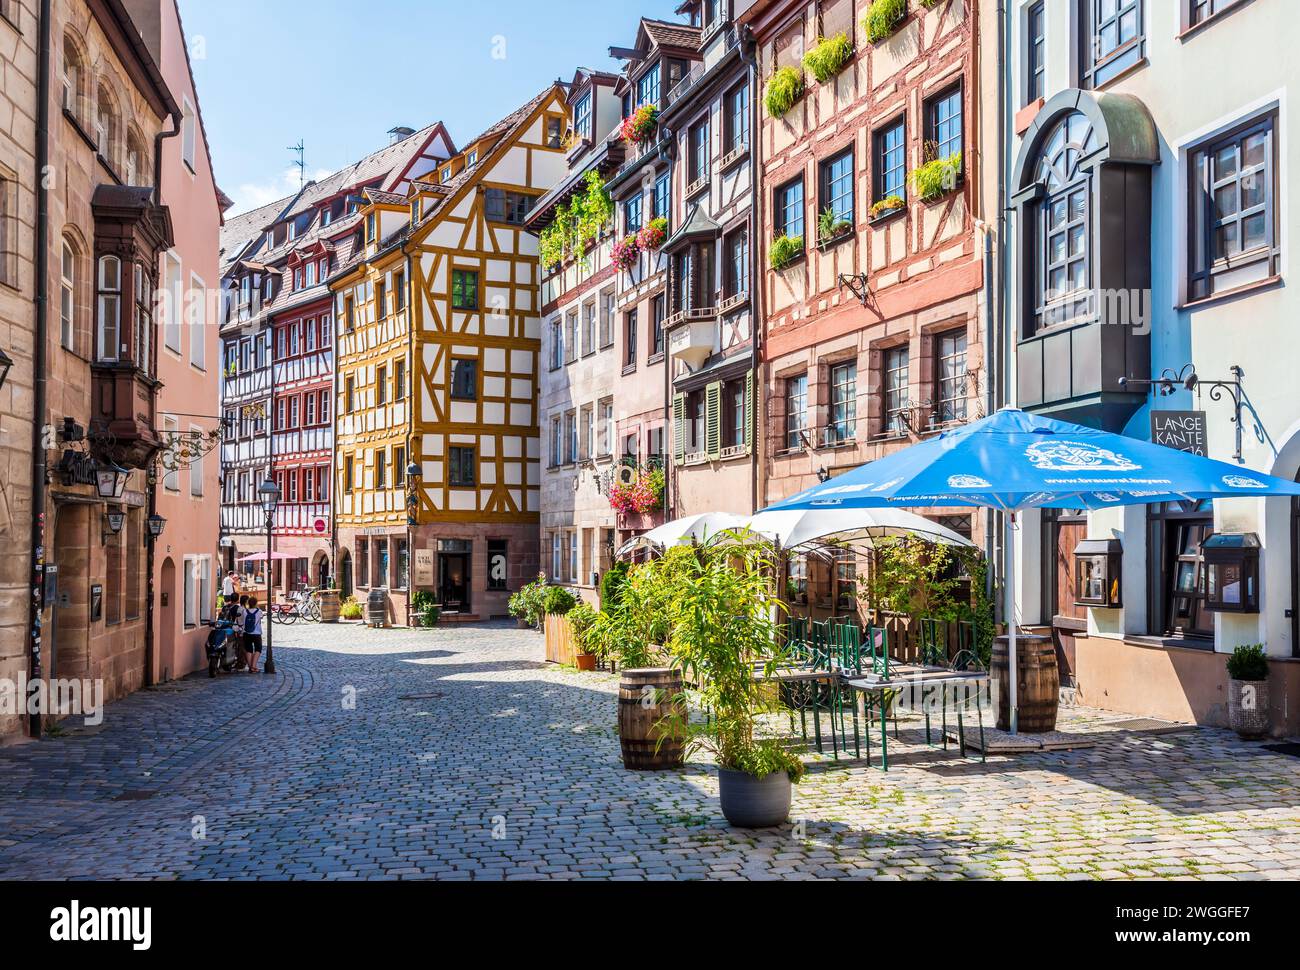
[
  {"xmin": 102, "ymin": 508, "xmax": 126, "ymax": 545},
  {"xmin": 147, "ymin": 514, "xmax": 167, "ymax": 540},
  {"xmin": 0, "ymin": 346, "xmax": 12, "ymax": 390},
  {"xmin": 1073, "ymin": 539, "xmax": 1123, "ymax": 608},
  {"xmin": 1202, "ymin": 533, "xmax": 1261, "ymax": 614},
  {"xmin": 95, "ymin": 463, "xmax": 130, "ymax": 501}
]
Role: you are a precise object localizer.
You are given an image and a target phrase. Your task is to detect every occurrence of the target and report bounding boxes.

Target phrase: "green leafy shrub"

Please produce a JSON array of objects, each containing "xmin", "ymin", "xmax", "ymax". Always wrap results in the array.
[
  {"xmin": 538, "ymin": 171, "xmax": 615, "ymax": 271},
  {"xmin": 763, "ymin": 66, "xmax": 804, "ymax": 119},
  {"xmin": 769, "ymin": 234, "xmax": 804, "ymax": 270},
  {"xmin": 818, "ymin": 205, "xmax": 853, "ymax": 245},
  {"xmin": 568, "ymin": 601, "xmax": 600, "ymax": 654},
  {"xmin": 411, "ymin": 590, "xmax": 440, "ymax": 628},
  {"xmin": 910, "ymin": 151, "xmax": 962, "ymax": 201},
  {"xmin": 803, "ymin": 32, "xmax": 854, "ymax": 84},
  {"xmin": 1227, "ymin": 644, "xmax": 1269, "ymax": 682},
  {"xmin": 870, "ymin": 195, "xmax": 906, "ymax": 218},
  {"xmin": 599, "ymin": 562, "xmax": 629, "ymax": 614},
  {"xmin": 509, "ymin": 573, "xmax": 550, "ymax": 627},
  {"xmin": 340, "ymin": 596, "xmax": 363, "ymax": 621},
  {"xmin": 543, "ymin": 585, "xmax": 578, "ymax": 617},
  {"xmin": 863, "ymin": 0, "xmax": 907, "ymax": 44}
]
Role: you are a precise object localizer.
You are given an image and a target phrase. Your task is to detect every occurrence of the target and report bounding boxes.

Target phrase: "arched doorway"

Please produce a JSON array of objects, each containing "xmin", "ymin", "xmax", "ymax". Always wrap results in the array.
[
  {"xmin": 338, "ymin": 550, "xmax": 353, "ymax": 600},
  {"xmin": 159, "ymin": 557, "xmax": 176, "ymax": 683},
  {"xmin": 313, "ymin": 551, "xmax": 330, "ymax": 590}
]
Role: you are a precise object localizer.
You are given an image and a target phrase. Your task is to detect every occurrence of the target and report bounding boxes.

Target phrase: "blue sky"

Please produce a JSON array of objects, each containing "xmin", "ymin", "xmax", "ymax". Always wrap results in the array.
[{"xmin": 179, "ymin": 0, "xmax": 682, "ymax": 216}]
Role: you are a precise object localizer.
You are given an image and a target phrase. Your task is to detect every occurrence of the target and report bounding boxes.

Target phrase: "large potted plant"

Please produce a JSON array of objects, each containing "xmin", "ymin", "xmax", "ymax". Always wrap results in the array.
[
  {"xmin": 1226, "ymin": 644, "xmax": 1270, "ymax": 739},
  {"xmin": 664, "ymin": 541, "xmax": 805, "ymax": 826},
  {"xmin": 509, "ymin": 573, "xmax": 549, "ymax": 630},
  {"xmin": 410, "ymin": 590, "xmax": 441, "ymax": 629}
]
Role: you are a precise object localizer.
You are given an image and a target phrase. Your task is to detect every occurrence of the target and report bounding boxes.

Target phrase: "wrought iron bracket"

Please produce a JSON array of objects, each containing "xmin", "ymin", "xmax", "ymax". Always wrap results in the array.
[
  {"xmin": 837, "ymin": 273, "xmax": 870, "ymax": 306},
  {"xmin": 1120, "ymin": 363, "xmax": 1267, "ymax": 465}
]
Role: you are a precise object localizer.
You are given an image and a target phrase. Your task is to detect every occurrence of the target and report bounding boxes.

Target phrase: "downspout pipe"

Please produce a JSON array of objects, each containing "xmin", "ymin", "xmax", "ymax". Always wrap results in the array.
[
  {"xmin": 27, "ymin": 0, "xmax": 53, "ymax": 737},
  {"xmin": 145, "ymin": 110, "xmax": 183, "ymax": 689},
  {"xmin": 992, "ymin": 0, "xmax": 1010, "ymax": 621},
  {"xmin": 740, "ymin": 25, "xmax": 761, "ymax": 518}
]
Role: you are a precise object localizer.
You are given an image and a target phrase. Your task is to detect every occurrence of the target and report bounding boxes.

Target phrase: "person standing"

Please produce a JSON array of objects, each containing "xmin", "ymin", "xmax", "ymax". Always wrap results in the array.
[
  {"xmin": 221, "ymin": 569, "xmax": 240, "ymax": 610},
  {"xmin": 244, "ymin": 597, "xmax": 264, "ymax": 674}
]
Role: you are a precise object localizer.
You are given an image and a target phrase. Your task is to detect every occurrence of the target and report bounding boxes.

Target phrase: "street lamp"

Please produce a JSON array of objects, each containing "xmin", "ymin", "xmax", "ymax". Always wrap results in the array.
[
  {"xmin": 0, "ymin": 345, "xmax": 12, "ymax": 389},
  {"xmin": 258, "ymin": 478, "xmax": 280, "ymax": 676},
  {"xmin": 95, "ymin": 463, "xmax": 130, "ymax": 500},
  {"xmin": 147, "ymin": 514, "xmax": 167, "ymax": 540},
  {"xmin": 102, "ymin": 508, "xmax": 125, "ymax": 545}
]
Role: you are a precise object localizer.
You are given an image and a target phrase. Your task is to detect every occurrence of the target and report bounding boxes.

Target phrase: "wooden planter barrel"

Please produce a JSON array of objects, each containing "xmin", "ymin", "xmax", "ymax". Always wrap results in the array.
[
  {"xmin": 618, "ymin": 668, "xmax": 685, "ymax": 771},
  {"xmin": 992, "ymin": 634, "xmax": 1059, "ymax": 733},
  {"xmin": 318, "ymin": 590, "xmax": 341, "ymax": 624}
]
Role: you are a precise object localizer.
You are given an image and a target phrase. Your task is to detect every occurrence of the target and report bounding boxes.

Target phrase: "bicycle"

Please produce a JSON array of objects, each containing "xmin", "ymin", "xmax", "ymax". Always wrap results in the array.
[
  {"xmin": 289, "ymin": 587, "xmax": 322, "ymax": 623},
  {"xmin": 268, "ymin": 601, "xmax": 299, "ymax": 625}
]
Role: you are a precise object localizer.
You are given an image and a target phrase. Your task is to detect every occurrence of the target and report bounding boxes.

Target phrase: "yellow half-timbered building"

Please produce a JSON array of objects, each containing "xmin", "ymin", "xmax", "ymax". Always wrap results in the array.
[{"xmin": 335, "ymin": 85, "xmax": 569, "ymax": 622}]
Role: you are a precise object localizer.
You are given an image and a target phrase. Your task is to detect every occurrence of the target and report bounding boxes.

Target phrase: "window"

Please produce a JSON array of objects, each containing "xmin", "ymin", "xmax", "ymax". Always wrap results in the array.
[
  {"xmin": 552, "ymin": 534, "xmax": 562, "ymax": 580},
  {"xmin": 582, "ymin": 302, "xmax": 596, "ymax": 355},
  {"xmin": 820, "ymin": 148, "xmax": 854, "ymax": 228},
  {"xmin": 550, "ymin": 416, "xmax": 563, "ymax": 468},
  {"xmin": 394, "ymin": 271, "xmax": 406, "ymax": 312},
  {"xmin": 345, "ymin": 375, "xmax": 355, "ymax": 413},
  {"xmin": 344, "ymin": 455, "xmax": 355, "ymax": 491},
  {"xmin": 565, "ymin": 411, "xmax": 578, "ymax": 464},
  {"xmin": 60, "ymin": 240, "xmax": 76, "ymax": 351},
  {"xmin": 0, "ymin": 175, "xmax": 12, "ymax": 288},
  {"xmin": 883, "ymin": 346, "xmax": 909, "ymax": 435},
  {"xmin": 829, "ymin": 361, "xmax": 857, "ymax": 444},
  {"xmin": 95, "ymin": 85, "xmax": 118, "ymax": 166},
  {"xmin": 874, "ymin": 119, "xmax": 906, "ymax": 203},
  {"xmin": 599, "ymin": 289, "xmax": 615, "ymax": 348},
  {"xmin": 787, "ymin": 556, "xmax": 809, "ymax": 605},
  {"xmin": 653, "ymin": 172, "xmax": 671, "ymax": 221},
  {"xmin": 1187, "ymin": 0, "xmax": 1243, "ymax": 26},
  {"xmin": 722, "ymin": 378, "xmax": 747, "ymax": 450},
  {"xmin": 651, "ymin": 294, "xmax": 665, "ymax": 357},
  {"xmin": 689, "ymin": 120, "xmax": 710, "ymax": 186},
  {"xmin": 725, "ymin": 228, "xmax": 749, "ymax": 298},
  {"xmin": 624, "ymin": 194, "xmax": 643, "ymax": 235},
  {"xmin": 452, "ymin": 269, "xmax": 478, "ymax": 309},
  {"xmin": 449, "ymin": 446, "xmax": 476, "ymax": 487},
  {"xmin": 394, "ymin": 447, "xmax": 407, "ymax": 488},
  {"xmin": 395, "ymin": 358, "xmax": 407, "ymax": 401},
  {"xmin": 486, "ymin": 189, "xmax": 536, "ymax": 225},
  {"xmin": 724, "ymin": 82, "xmax": 750, "ymax": 156},
  {"xmin": 181, "ymin": 96, "xmax": 196, "ymax": 171},
  {"xmin": 834, "ymin": 548, "xmax": 857, "ymax": 611},
  {"xmin": 305, "ymin": 393, "xmax": 316, "ymax": 426},
  {"xmin": 1026, "ymin": 2, "xmax": 1046, "ymax": 104},
  {"xmin": 376, "ymin": 364, "xmax": 388, "ymax": 406},
  {"xmin": 637, "ymin": 62, "xmax": 661, "ymax": 108},
  {"xmin": 775, "ymin": 177, "xmax": 804, "ymax": 240},
  {"xmin": 189, "ymin": 424, "xmax": 204, "ymax": 496},
  {"xmin": 566, "ymin": 310, "xmax": 579, "ymax": 363},
  {"xmin": 926, "ymin": 85, "xmax": 963, "ymax": 161},
  {"xmin": 275, "ymin": 398, "xmax": 286, "ymax": 431},
  {"xmin": 375, "ymin": 449, "xmax": 388, "ymax": 490},
  {"xmin": 188, "ymin": 273, "xmax": 206, "ymax": 369},
  {"xmin": 785, "ymin": 373, "xmax": 808, "ymax": 450},
  {"xmin": 1034, "ymin": 112, "xmax": 1095, "ymax": 332},
  {"xmin": 598, "ymin": 399, "xmax": 614, "ymax": 456},
  {"xmin": 62, "ymin": 35, "xmax": 84, "ymax": 118},
  {"xmin": 396, "ymin": 539, "xmax": 410, "ymax": 589},
  {"xmin": 357, "ymin": 539, "xmax": 369, "ymax": 588},
  {"xmin": 487, "ymin": 540, "xmax": 508, "ymax": 591},
  {"xmin": 624, "ymin": 309, "xmax": 638, "ymax": 368},
  {"xmin": 687, "ymin": 389, "xmax": 705, "ymax": 454},
  {"xmin": 289, "ymin": 396, "xmax": 301, "ymax": 428},
  {"xmin": 375, "ymin": 277, "xmax": 387, "ymax": 320},
  {"xmin": 320, "ymin": 388, "xmax": 331, "ymax": 424},
  {"xmin": 96, "ymin": 255, "xmax": 121, "ymax": 362},
  {"xmin": 934, "ymin": 330, "xmax": 968, "ymax": 425},
  {"xmin": 581, "ymin": 405, "xmax": 595, "ymax": 460},
  {"xmin": 162, "ymin": 415, "xmax": 180, "ymax": 491},
  {"xmin": 550, "ymin": 318, "xmax": 564, "ymax": 370},
  {"xmin": 1081, "ymin": 0, "xmax": 1144, "ymax": 89},
  {"xmin": 574, "ymin": 92, "xmax": 593, "ymax": 141},
  {"xmin": 451, "ymin": 357, "xmax": 478, "ymax": 399},
  {"xmin": 1188, "ymin": 113, "xmax": 1279, "ymax": 301}
]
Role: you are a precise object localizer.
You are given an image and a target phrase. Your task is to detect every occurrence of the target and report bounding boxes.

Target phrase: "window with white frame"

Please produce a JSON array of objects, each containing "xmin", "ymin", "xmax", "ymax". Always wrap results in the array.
[
  {"xmin": 182, "ymin": 96, "xmax": 197, "ymax": 171},
  {"xmin": 97, "ymin": 255, "xmax": 121, "ymax": 362},
  {"xmin": 60, "ymin": 239, "xmax": 77, "ymax": 351}
]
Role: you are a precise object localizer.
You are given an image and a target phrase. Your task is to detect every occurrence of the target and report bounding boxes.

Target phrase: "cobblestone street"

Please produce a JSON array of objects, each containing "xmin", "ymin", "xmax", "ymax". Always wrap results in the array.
[{"xmin": 1, "ymin": 621, "xmax": 1299, "ymax": 881}]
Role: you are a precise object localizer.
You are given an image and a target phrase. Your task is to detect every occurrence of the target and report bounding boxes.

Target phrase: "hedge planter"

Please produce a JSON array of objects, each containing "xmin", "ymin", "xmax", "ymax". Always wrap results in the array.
[
  {"xmin": 1228, "ymin": 678, "xmax": 1270, "ymax": 739},
  {"xmin": 718, "ymin": 768, "xmax": 792, "ymax": 828}
]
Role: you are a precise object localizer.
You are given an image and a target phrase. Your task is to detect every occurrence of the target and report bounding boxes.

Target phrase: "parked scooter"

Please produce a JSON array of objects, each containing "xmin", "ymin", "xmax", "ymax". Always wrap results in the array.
[{"xmin": 205, "ymin": 617, "xmax": 245, "ymax": 677}]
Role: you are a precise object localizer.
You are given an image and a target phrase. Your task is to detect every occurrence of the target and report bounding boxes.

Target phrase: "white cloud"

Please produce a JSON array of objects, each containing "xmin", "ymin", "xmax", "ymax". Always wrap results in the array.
[{"xmin": 227, "ymin": 166, "xmax": 334, "ymax": 217}]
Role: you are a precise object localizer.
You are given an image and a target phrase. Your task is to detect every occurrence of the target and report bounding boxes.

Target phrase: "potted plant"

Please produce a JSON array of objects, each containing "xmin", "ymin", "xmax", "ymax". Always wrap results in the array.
[
  {"xmin": 339, "ymin": 595, "xmax": 363, "ymax": 621},
  {"xmin": 763, "ymin": 66, "xmax": 804, "ymax": 119},
  {"xmin": 611, "ymin": 235, "xmax": 640, "ymax": 273},
  {"xmin": 909, "ymin": 149, "xmax": 963, "ymax": 203},
  {"xmin": 411, "ymin": 590, "xmax": 441, "ymax": 629},
  {"xmin": 1226, "ymin": 644, "xmax": 1270, "ymax": 739},
  {"xmin": 620, "ymin": 103, "xmax": 658, "ymax": 145},
  {"xmin": 863, "ymin": 0, "xmax": 907, "ymax": 45},
  {"xmin": 817, "ymin": 205, "xmax": 853, "ymax": 248},
  {"xmin": 769, "ymin": 233, "xmax": 805, "ymax": 271},
  {"xmin": 509, "ymin": 573, "xmax": 549, "ymax": 630},
  {"xmin": 636, "ymin": 217, "xmax": 668, "ymax": 252},
  {"xmin": 568, "ymin": 601, "xmax": 601, "ymax": 671},
  {"xmin": 662, "ymin": 541, "xmax": 805, "ymax": 827},
  {"xmin": 802, "ymin": 32, "xmax": 854, "ymax": 84},
  {"xmin": 870, "ymin": 194, "xmax": 906, "ymax": 219}
]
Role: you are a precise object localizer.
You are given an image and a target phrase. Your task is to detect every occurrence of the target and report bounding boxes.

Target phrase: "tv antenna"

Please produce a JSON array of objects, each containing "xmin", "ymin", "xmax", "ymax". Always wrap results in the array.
[{"xmin": 288, "ymin": 140, "xmax": 306, "ymax": 190}]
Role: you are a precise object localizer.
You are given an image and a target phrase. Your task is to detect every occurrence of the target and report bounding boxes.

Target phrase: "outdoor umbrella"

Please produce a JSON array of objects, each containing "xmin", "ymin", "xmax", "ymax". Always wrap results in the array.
[
  {"xmin": 616, "ymin": 512, "xmax": 755, "ymax": 558},
  {"xmin": 236, "ymin": 551, "xmax": 297, "ymax": 563},
  {"xmin": 745, "ymin": 507, "xmax": 974, "ymax": 551},
  {"xmin": 760, "ymin": 407, "xmax": 1300, "ymax": 732}
]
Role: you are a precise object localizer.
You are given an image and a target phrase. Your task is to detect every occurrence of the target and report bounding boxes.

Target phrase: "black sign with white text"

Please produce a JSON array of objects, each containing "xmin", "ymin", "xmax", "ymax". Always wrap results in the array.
[{"xmin": 1151, "ymin": 410, "xmax": 1208, "ymax": 456}]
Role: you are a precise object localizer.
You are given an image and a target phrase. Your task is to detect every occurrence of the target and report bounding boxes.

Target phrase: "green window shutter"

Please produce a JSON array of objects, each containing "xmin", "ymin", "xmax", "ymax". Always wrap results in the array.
[
  {"xmin": 673, "ymin": 393, "xmax": 686, "ymax": 464},
  {"xmin": 745, "ymin": 370, "xmax": 755, "ymax": 450},
  {"xmin": 705, "ymin": 382, "xmax": 722, "ymax": 459}
]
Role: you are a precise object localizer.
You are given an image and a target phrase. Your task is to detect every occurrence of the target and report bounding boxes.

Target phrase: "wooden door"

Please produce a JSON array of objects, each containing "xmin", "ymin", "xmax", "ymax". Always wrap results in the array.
[{"xmin": 1051, "ymin": 515, "xmax": 1088, "ymax": 687}]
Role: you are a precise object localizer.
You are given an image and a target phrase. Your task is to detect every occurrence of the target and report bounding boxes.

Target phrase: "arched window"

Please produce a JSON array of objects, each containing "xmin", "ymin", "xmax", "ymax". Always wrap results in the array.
[
  {"xmin": 61, "ymin": 34, "xmax": 85, "ymax": 119},
  {"xmin": 125, "ymin": 127, "xmax": 148, "ymax": 186},
  {"xmin": 1033, "ymin": 111, "xmax": 1096, "ymax": 332},
  {"xmin": 97, "ymin": 255, "xmax": 121, "ymax": 362},
  {"xmin": 95, "ymin": 82, "xmax": 119, "ymax": 168},
  {"xmin": 60, "ymin": 238, "xmax": 78, "ymax": 351}
]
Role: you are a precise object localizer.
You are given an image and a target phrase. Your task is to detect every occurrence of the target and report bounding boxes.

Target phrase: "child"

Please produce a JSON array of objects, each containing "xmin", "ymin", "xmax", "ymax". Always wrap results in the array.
[{"xmin": 244, "ymin": 597, "xmax": 264, "ymax": 674}]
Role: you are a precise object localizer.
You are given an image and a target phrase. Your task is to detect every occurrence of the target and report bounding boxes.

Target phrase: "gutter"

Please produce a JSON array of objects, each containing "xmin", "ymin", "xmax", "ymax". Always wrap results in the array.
[
  {"xmin": 26, "ymin": 0, "xmax": 53, "ymax": 737},
  {"xmin": 145, "ymin": 108, "xmax": 184, "ymax": 689},
  {"xmin": 994, "ymin": 0, "xmax": 1010, "ymax": 615},
  {"xmin": 741, "ymin": 26, "xmax": 762, "ymax": 517}
]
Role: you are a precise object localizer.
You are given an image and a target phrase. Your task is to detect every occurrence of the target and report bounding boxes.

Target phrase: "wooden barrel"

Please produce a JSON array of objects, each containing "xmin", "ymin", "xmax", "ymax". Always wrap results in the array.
[
  {"xmin": 618, "ymin": 668, "xmax": 685, "ymax": 771},
  {"xmin": 992, "ymin": 634, "xmax": 1059, "ymax": 733},
  {"xmin": 318, "ymin": 590, "xmax": 341, "ymax": 624}
]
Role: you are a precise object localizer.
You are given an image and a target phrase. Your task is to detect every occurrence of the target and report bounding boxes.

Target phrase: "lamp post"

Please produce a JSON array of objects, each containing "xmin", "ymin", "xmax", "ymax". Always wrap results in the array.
[{"xmin": 258, "ymin": 478, "xmax": 280, "ymax": 676}]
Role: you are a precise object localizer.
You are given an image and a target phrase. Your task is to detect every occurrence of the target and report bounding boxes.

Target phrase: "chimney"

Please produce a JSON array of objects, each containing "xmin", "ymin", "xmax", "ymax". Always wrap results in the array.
[{"xmin": 388, "ymin": 126, "xmax": 416, "ymax": 145}]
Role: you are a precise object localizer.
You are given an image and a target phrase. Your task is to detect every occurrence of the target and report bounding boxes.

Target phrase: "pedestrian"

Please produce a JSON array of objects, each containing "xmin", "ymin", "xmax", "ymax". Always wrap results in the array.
[
  {"xmin": 233, "ymin": 595, "xmax": 251, "ymax": 671},
  {"xmin": 244, "ymin": 597, "xmax": 264, "ymax": 674},
  {"xmin": 221, "ymin": 569, "xmax": 240, "ymax": 610}
]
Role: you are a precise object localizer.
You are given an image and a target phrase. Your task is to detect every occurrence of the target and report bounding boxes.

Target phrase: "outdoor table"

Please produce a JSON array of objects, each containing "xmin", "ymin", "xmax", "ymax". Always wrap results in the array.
[
  {"xmin": 752, "ymin": 667, "xmax": 841, "ymax": 758},
  {"xmin": 842, "ymin": 667, "xmax": 989, "ymax": 770}
]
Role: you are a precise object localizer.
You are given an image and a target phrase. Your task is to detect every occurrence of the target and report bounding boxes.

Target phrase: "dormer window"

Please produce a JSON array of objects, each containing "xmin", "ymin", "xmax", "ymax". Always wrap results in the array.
[
  {"xmin": 366, "ymin": 212, "xmax": 377, "ymax": 243},
  {"xmin": 467, "ymin": 150, "xmax": 478, "ymax": 168},
  {"xmin": 574, "ymin": 92, "xmax": 592, "ymax": 141},
  {"xmin": 637, "ymin": 62, "xmax": 661, "ymax": 108},
  {"xmin": 322, "ymin": 207, "xmax": 332, "ymax": 227}
]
